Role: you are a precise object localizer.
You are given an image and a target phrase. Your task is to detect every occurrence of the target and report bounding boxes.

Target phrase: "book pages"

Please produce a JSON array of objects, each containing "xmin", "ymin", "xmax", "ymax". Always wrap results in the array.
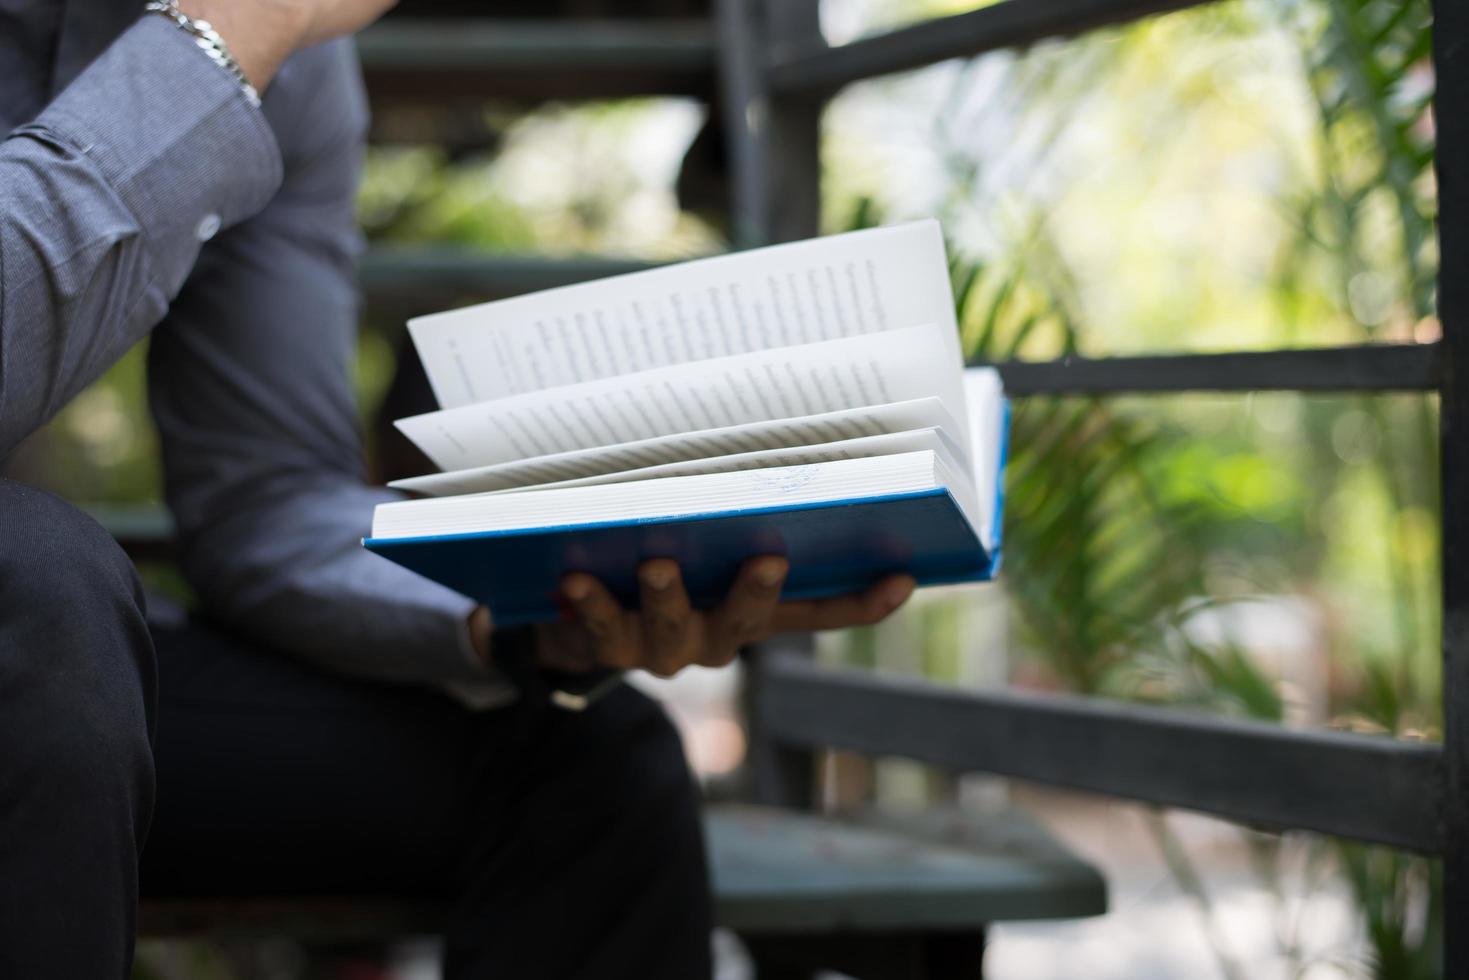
[
  {"xmin": 408, "ymin": 220, "xmax": 959, "ymax": 409},
  {"xmin": 395, "ymin": 321, "xmax": 966, "ymax": 473},
  {"xmin": 478, "ymin": 428, "xmax": 972, "ymax": 498},
  {"xmin": 371, "ymin": 451, "xmax": 951, "ymax": 539},
  {"xmin": 390, "ymin": 397, "xmax": 961, "ymax": 496}
]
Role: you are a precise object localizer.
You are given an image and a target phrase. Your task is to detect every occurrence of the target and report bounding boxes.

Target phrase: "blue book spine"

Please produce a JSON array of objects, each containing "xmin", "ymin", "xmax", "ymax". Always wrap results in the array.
[
  {"xmin": 366, "ymin": 400, "xmax": 1010, "ymax": 625},
  {"xmin": 367, "ymin": 490, "xmax": 995, "ymax": 626},
  {"xmin": 986, "ymin": 398, "xmax": 1011, "ymax": 575}
]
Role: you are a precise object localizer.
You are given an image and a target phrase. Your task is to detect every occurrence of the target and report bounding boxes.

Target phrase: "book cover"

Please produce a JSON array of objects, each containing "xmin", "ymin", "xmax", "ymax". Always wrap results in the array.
[{"xmin": 366, "ymin": 473, "xmax": 1005, "ymax": 627}]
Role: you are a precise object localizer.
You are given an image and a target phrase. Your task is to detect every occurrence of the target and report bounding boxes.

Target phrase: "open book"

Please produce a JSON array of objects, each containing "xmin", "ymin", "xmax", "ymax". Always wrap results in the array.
[{"xmin": 365, "ymin": 220, "xmax": 1009, "ymax": 625}]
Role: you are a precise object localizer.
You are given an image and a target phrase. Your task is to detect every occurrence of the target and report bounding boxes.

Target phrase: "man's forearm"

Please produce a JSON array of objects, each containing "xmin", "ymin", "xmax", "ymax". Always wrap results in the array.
[{"xmin": 178, "ymin": 0, "xmax": 396, "ymax": 92}]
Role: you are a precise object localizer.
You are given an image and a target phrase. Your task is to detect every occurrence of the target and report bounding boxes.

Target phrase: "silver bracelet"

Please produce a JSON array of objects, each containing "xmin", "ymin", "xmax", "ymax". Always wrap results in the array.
[{"xmin": 144, "ymin": 0, "xmax": 261, "ymax": 108}]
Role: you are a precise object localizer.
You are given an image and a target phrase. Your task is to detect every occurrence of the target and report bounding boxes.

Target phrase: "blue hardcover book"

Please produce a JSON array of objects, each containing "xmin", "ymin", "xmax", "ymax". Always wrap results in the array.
[{"xmin": 365, "ymin": 222, "xmax": 1008, "ymax": 624}]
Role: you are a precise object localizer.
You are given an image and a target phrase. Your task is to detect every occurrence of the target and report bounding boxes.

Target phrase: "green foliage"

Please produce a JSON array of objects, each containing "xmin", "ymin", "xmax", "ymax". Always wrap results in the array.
[
  {"xmin": 1277, "ymin": 0, "xmax": 1435, "ymax": 326},
  {"xmin": 839, "ymin": 0, "xmax": 1440, "ymax": 975},
  {"xmin": 1338, "ymin": 843, "xmax": 1442, "ymax": 980},
  {"xmin": 945, "ymin": 239, "xmax": 1285, "ymax": 718},
  {"xmin": 1274, "ymin": 4, "xmax": 1443, "ymax": 968}
]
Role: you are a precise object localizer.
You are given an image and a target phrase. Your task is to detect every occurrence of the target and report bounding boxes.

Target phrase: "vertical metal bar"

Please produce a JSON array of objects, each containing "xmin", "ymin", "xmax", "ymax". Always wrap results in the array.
[
  {"xmin": 1435, "ymin": 0, "xmax": 1469, "ymax": 972},
  {"xmin": 714, "ymin": 0, "xmax": 767, "ymax": 249},
  {"xmin": 745, "ymin": 637, "xmax": 820, "ymax": 809},
  {"xmin": 759, "ymin": 0, "xmax": 825, "ymax": 808},
  {"xmin": 719, "ymin": 0, "xmax": 791, "ymax": 804},
  {"xmin": 726, "ymin": 0, "xmax": 827, "ymax": 809},
  {"xmin": 763, "ymin": 0, "xmax": 824, "ymax": 243},
  {"xmin": 719, "ymin": 0, "xmax": 794, "ymax": 804},
  {"xmin": 716, "ymin": 0, "xmax": 823, "ymax": 248}
]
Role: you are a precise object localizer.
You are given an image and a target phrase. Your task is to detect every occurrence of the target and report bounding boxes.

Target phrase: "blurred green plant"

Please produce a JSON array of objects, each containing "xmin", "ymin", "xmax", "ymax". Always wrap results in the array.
[
  {"xmin": 962, "ymin": 0, "xmax": 1436, "ymax": 975},
  {"xmin": 830, "ymin": 0, "xmax": 1439, "ymax": 974},
  {"xmin": 1280, "ymin": 2, "xmax": 1440, "ymax": 976}
]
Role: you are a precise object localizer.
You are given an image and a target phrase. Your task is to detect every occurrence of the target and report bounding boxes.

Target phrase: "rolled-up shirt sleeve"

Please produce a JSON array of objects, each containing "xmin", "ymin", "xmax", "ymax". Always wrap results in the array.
[
  {"xmin": 0, "ymin": 15, "xmax": 281, "ymax": 455},
  {"xmin": 147, "ymin": 38, "xmax": 516, "ymax": 700}
]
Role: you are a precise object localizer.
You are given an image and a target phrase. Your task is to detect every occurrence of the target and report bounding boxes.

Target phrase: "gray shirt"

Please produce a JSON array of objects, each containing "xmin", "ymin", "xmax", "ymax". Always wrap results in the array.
[{"xmin": 0, "ymin": 5, "xmax": 513, "ymax": 702}]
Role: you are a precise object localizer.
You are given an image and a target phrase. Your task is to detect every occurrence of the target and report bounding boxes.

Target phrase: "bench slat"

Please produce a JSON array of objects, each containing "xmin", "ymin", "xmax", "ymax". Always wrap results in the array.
[{"xmin": 710, "ymin": 804, "xmax": 1105, "ymax": 933}]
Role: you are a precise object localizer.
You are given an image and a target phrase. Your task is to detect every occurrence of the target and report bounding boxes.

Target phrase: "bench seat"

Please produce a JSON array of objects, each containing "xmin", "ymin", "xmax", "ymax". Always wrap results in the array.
[
  {"xmin": 710, "ymin": 803, "xmax": 1105, "ymax": 934},
  {"xmin": 139, "ymin": 802, "xmax": 1105, "ymax": 941}
]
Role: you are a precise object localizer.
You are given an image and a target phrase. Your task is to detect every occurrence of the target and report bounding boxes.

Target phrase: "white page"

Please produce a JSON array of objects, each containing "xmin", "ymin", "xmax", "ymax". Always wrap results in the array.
[
  {"xmin": 396, "ymin": 321, "xmax": 966, "ymax": 473},
  {"xmin": 485, "ymin": 427, "xmax": 972, "ymax": 495},
  {"xmin": 962, "ymin": 367, "xmax": 1005, "ymax": 550},
  {"xmin": 408, "ymin": 220, "xmax": 959, "ymax": 409},
  {"xmin": 371, "ymin": 451, "xmax": 953, "ymax": 540},
  {"xmin": 472, "ymin": 428, "xmax": 982, "ymax": 530},
  {"xmin": 391, "ymin": 397, "xmax": 960, "ymax": 497}
]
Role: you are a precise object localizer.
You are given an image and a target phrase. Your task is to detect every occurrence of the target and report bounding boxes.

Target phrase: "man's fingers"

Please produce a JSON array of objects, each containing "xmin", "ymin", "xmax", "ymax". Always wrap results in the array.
[
  {"xmin": 704, "ymin": 556, "xmax": 788, "ymax": 666},
  {"xmin": 561, "ymin": 573, "xmax": 637, "ymax": 669},
  {"xmin": 565, "ymin": 564, "xmax": 914, "ymax": 677},
  {"xmin": 638, "ymin": 559, "xmax": 696, "ymax": 677},
  {"xmin": 771, "ymin": 574, "xmax": 916, "ymax": 633}
]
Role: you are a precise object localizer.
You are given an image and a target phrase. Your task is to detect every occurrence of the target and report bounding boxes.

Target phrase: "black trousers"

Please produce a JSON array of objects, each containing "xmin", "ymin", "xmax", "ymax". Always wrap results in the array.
[{"xmin": 0, "ymin": 479, "xmax": 713, "ymax": 979}]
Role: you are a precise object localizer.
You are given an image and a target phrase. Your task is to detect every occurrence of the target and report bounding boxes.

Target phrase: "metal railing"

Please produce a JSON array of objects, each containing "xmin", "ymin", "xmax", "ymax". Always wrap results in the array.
[
  {"xmin": 357, "ymin": 18, "xmax": 717, "ymax": 103},
  {"xmin": 714, "ymin": 0, "xmax": 1466, "ymax": 971}
]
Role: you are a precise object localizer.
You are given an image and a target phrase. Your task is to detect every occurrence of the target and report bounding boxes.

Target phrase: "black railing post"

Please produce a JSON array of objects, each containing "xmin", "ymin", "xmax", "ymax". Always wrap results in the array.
[
  {"xmin": 714, "ymin": 0, "xmax": 768, "ymax": 250},
  {"xmin": 724, "ymin": 0, "xmax": 826, "ymax": 810},
  {"xmin": 744, "ymin": 636, "xmax": 822, "ymax": 809},
  {"xmin": 1435, "ymin": 0, "xmax": 1468, "ymax": 972},
  {"xmin": 762, "ymin": 0, "xmax": 823, "ymax": 244},
  {"xmin": 757, "ymin": 0, "xmax": 825, "ymax": 810}
]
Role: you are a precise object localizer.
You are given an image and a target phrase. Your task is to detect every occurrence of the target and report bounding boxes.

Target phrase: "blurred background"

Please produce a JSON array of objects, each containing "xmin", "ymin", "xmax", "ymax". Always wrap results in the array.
[{"xmin": 14, "ymin": 0, "xmax": 1435, "ymax": 977}]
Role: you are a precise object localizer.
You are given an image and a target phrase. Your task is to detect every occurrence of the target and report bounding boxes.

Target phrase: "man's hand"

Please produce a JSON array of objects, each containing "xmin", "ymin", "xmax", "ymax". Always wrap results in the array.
[
  {"xmin": 178, "ymin": 0, "xmax": 397, "ymax": 91},
  {"xmin": 537, "ymin": 557, "xmax": 916, "ymax": 678}
]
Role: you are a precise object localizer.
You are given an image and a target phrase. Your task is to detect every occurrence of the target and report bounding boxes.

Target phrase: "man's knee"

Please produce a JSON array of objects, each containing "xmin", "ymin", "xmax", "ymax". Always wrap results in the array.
[
  {"xmin": 0, "ymin": 479, "xmax": 155, "ymax": 787},
  {"xmin": 0, "ymin": 479, "xmax": 146, "ymax": 619}
]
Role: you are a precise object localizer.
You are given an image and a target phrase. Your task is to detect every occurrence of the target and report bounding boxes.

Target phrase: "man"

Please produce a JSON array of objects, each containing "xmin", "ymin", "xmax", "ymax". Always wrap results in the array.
[{"xmin": 0, "ymin": 1, "xmax": 917, "ymax": 977}]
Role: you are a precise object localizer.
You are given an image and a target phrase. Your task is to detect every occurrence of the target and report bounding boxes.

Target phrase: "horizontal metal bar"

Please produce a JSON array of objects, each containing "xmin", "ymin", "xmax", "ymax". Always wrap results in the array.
[
  {"xmin": 360, "ymin": 253, "xmax": 1439, "ymax": 395},
  {"xmin": 989, "ymin": 343, "xmax": 1441, "ymax": 395},
  {"xmin": 358, "ymin": 20, "xmax": 717, "ymax": 101},
  {"xmin": 760, "ymin": 655, "xmax": 1444, "ymax": 852},
  {"xmin": 359, "ymin": 249, "xmax": 658, "ymax": 308},
  {"xmin": 359, "ymin": 19, "xmax": 715, "ymax": 71},
  {"xmin": 768, "ymin": 0, "xmax": 1218, "ymax": 95},
  {"xmin": 88, "ymin": 504, "xmax": 176, "ymax": 563},
  {"xmin": 360, "ymin": 253, "xmax": 1437, "ymax": 393}
]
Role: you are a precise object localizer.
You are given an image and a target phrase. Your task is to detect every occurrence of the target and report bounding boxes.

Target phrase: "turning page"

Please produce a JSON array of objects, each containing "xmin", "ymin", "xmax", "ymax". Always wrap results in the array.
[
  {"xmin": 482, "ymin": 427, "xmax": 971, "ymax": 496},
  {"xmin": 396, "ymin": 321, "xmax": 966, "ymax": 473},
  {"xmin": 390, "ymin": 397, "xmax": 961, "ymax": 496},
  {"xmin": 407, "ymin": 220, "xmax": 959, "ymax": 409}
]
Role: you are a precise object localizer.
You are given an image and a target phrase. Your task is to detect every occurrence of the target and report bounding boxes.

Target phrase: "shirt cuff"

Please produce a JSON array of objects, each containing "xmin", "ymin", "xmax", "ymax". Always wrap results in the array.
[{"xmin": 17, "ymin": 15, "xmax": 282, "ymax": 297}]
